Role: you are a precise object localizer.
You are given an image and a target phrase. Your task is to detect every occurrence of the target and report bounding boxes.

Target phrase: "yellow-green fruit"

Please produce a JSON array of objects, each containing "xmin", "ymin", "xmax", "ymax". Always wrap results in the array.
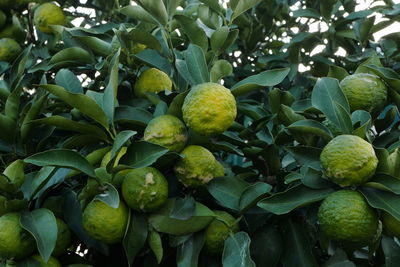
[
  {"xmin": 340, "ymin": 73, "xmax": 388, "ymax": 114},
  {"xmin": 204, "ymin": 210, "xmax": 239, "ymax": 254},
  {"xmin": 53, "ymin": 218, "xmax": 71, "ymax": 256},
  {"xmin": 0, "ymin": 10, "xmax": 6, "ymax": 28},
  {"xmin": 134, "ymin": 68, "xmax": 172, "ymax": 98},
  {"xmin": 34, "ymin": 3, "xmax": 66, "ymax": 34},
  {"xmin": 30, "ymin": 254, "xmax": 61, "ymax": 267},
  {"xmin": 174, "ymin": 145, "xmax": 224, "ymax": 188},
  {"xmin": 144, "ymin": 115, "xmax": 187, "ymax": 152},
  {"xmin": 0, "ymin": 212, "xmax": 36, "ymax": 259},
  {"xmin": 0, "ymin": 38, "xmax": 21, "ymax": 62},
  {"xmin": 382, "ymin": 212, "xmax": 400, "ymax": 238},
  {"xmin": 182, "ymin": 82, "xmax": 237, "ymax": 136},
  {"xmin": 318, "ymin": 190, "xmax": 378, "ymax": 247},
  {"xmin": 82, "ymin": 200, "xmax": 128, "ymax": 244},
  {"xmin": 121, "ymin": 167, "xmax": 168, "ymax": 212},
  {"xmin": 100, "ymin": 147, "xmax": 127, "ymax": 167},
  {"xmin": 320, "ymin": 135, "xmax": 378, "ymax": 186}
]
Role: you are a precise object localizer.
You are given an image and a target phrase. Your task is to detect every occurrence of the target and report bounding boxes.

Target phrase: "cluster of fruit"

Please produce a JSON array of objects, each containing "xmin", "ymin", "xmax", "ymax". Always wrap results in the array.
[{"xmin": 0, "ymin": 1, "xmax": 65, "ymax": 62}]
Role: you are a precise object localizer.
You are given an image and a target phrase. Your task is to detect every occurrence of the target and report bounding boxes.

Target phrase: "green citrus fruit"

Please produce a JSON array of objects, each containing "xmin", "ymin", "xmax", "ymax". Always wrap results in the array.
[
  {"xmin": 382, "ymin": 212, "xmax": 400, "ymax": 237},
  {"xmin": 318, "ymin": 190, "xmax": 378, "ymax": 248},
  {"xmin": 0, "ymin": 212, "xmax": 35, "ymax": 259},
  {"xmin": 0, "ymin": 17, "xmax": 26, "ymax": 43},
  {"xmin": 53, "ymin": 218, "xmax": 71, "ymax": 256},
  {"xmin": 320, "ymin": 135, "xmax": 378, "ymax": 186},
  {"xmin": 174, "ymin": 145, "xmax": 225, "ymax": 188},
  {"xmin": 340, "ymin": 73, "xmax": 388, "ymax": 114},
  {"xmin": 82, "ymin": 199, "xmax": 128, "ymax": 244},
  {"xmin": 100, "ymin": 147, "xmax": 127, "ymax": 168},
  {"xmin": 143, "ymin": 115, "xmax": 187, "ymax": 152},
  {"xmin": 30, "ymin": 254, "xmax": 61, "ymax": 267},
  {"xmin": 204, "ymin": 210, "xmax": 239, "ymax": 254},
  {"xmin": 0, "ymin": 38, "xmax": 21, "ymax": 62},
  {"xmin": 134, "ymin": 68, "xmax": 172, "ymax": 98},
  {"xmin": 182, "ymin": 82, "xmax": 237, "ymax": 136},
  {"xmin": 121, "ymin": 167, "xmax": 168, "ymax": 212},
  {"xmin": 0, "ymin": 10, "xmax": 6, "ymax": 28},
  {"xmin": 34, "ymin": 3, "xmax": 66, "ymax": 34}
]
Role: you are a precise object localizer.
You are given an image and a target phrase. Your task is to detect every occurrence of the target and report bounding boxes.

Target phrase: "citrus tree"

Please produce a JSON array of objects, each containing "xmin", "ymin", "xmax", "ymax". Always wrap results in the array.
[{"xmin": 1, "ymin": 0, "xmax": 400, "ymax": 266}]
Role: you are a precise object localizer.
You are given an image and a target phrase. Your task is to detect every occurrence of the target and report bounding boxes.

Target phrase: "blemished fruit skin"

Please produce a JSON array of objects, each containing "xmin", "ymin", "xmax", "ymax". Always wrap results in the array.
[
  {"xmin": 204, "ymin": 210, "xmax": 240, "ymax": 254},
  {"xmin": 53, "ymin": 218, "xmax": 71, "ymax": 256},
  {"xmin": 134, "ymin": 68, "xmax": 172, "ymax": 98},
  {"xmin": 31, "ymin": 254, "xmax": 62, "ymax": 267},
  {"xmin": 318, "ymin": 190, "xmax": 378, "ymax": 248},
  {"xmin": 82, "ymin": 200, "xmax": 128, "ymax": 244},
  {"xmin": 382, "ymin": 212, "xmax": 400, "ymax": 238},
  {"xmin": 320, "ymin": 135, "xmax": 378, "ymax": 186},
  {"xmin": 174, "ymin": 145, "xmax": 225, "ymax": 188},
  {"xmin": 144, "ymin": 115, "xmax": 188, "ymax": 152},
  {"xmin": 121, "ymin": 167, "xmax": 168, "ymax": 212},
  {"xmin": 0, "ymin": 38, "xmax": 21, "ymax": 62},
  {"xmin": 0, "ymin": 212, "xmax": 36, "ymax": 259},
  {"xmin": 340, "ymin": 73, "xmax": 388, "ymax": 114},
  {"xmin": 34, "ymin": 3, "xmax": 66, "ymax": 34},
  {"xmin": 182, "ymin": 82, "xmax": 237, "ymax": 136}
]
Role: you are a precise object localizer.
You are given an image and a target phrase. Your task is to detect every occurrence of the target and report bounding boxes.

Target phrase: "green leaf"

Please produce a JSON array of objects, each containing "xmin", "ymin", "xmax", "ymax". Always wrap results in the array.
[
  {"xmin": 199, "ymin": 0, "xmax": 223, "ymax": 13},
  {"xmin": 207, "ymin": 176, "xmax": 249, "ymax": 211},
  {"xmin": 239, "ymin": 182, "xmax": 272, "ymax": 212},
  {"xmin": 324, "ymin": 249, "xmax": 356, "ymax": 267},
  {"xmin": 20, "ymin": 209, "xmax": 57, "ymax": 262},
  {"xmin": 120, "ymin": 5, "xmax": 158, "ymax": 24},
  {"xmin": 33, "ymin": 116, "xmax": 109, "ymax": 141},
  {"xmin": 5, "ymin": 87, "xmax": 21, "ymax": 121},
  {"xmin": 140, "ymin": 0, "xmax": 168, "ymax": 25},
  {"xmin": 133, "ymin": 49, "xmax": 171, "ymax": 74},
  {"xmin": 327, "ymin": 65, "xmax": 349, "ymax": 81},
  {"xmin": 250, "ymin": 226, "xmax": 282, "ymax": 267},
  {"xmin": 211, "ymin": 60, "xmax": 233, "ymax": 82},
  {"xmin": 258, "ymin": 185, "xmax": 334, "ymax": 214},
  {"xmin": 293, "ymin": 8, "xmax": 320, "ymax": 19},
  {"xmin": 285, "ymin": 146, "xmax": 322, "ymax": 169},
  {"xmin": 222, "ymin": 232, "xmax": 256, "ymax": 267},
  {"xmin": 102, "ymin": 50, "xmax": 120, "ymax": 124},
  {"xmin": 93, "ymin": 183, "xmax": 120, "ymax": 209},
  {"xmin": 231, "ymin": 68, "xmax": 290, "ymax": 96},
  {"xmin": 170, "ymin": 196, "xmax": 196, "ymax": 220},
  {"xmin": 361, "ymin": 187, "xmax": 400, "ymax": 220},
  {"xmin": 73, "ymin": 36, "xmax": 112, "ymax": 56},
  {"xmin": 39, "ymin": 84, "xmax": 109, "ymax": 129},
  {"xmin": 20, "ymin": 94, "xmax": 47, "ymax": 142},
  {"xmin": 211, "ymin": 26, "xmax": 229, "ymax": 53},
  {"xmin": 148, "ymin": 229, "xmax": 163, "ymax": 264},
  {"xmin": 123, "ymin": 212, "xmax": 148, "ymax": 267},
  {"xmin": 49, "ymin": 47, "xmax": 95, "ymax": 66},
  {"xmin": 177, "ymin": 232, "xmax": 205, "ymax": 267},
  {"xmin": 185, "ymin": 44, "xmax": 210, "ymax": 85},
  {"xmin": 281, "ymin": 219, "xmax": 318, "ymax": 267},
  {"xmin": 115, "ymin": 106, "xmax": 153, "ymax": 126},
  {"xmin": 287, "ymin": 120, "xmax": 333, "ymax": 142},
  {"xmin": 382, "ymin": 236, "xmax": 400, "ymax": 267},
  {"xmin": 107, "ymin": 130, "xmax": 135, "ymax": 171},
  {"xmin": 148, "ymin": 198, "xmax": 215, "ymax": 235},
  {"xmin": 24, "ymin": 149, "xmax": 96, "ymax": 177},
  {"xmin": 311, "ymin": 77, "xmax": 352, "ymax": 133},
  {"xmin": 0, "ymin": 173, "xmax": 17, "ymax": 194},
  {"xmin": 55, "ymin": 69, "xmax": 83, "ymax": 94},
  {"xmin": 230, "ymin": 0, "xmax": 262, "ymax": 22},
  {"xmin": 175, "ymin": 15, "xmax": 208, "ymax": 52},
  {"xmin": 3, "ymin": 159, "xmax": 25, "ymax": 188},
  {"xmin": 120, "ymin": 141, "xmax": 169, "ymax": 168},
  {"xmin": 364, "ymin": 65, "xmax": 400, "ymax": 93}
]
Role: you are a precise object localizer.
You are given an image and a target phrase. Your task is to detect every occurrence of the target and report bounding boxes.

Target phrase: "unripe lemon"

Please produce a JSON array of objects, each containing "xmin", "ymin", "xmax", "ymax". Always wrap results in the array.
[
  {"xmin": 144, "ymin": 115, "xmax": 187, "ymax": 152},
  {"xmin": 340, "ymin": 73, "xmax": 387, "ymax": 114},
  {"xmin": 182, "ymin": 82, "xmax": 237, "ymax": 136},
  {"xmin": 34, "ymin": 3, "xmax": 66, "ymax": 34},
  {"xmin": 53, "ymin": 218, "xmax": 71, "ymax": 256},
  {"xmin": 82, "ymin": 199, "xmax": 128, "ymax": 244},
  {"xmin": 0, "ymin": 38, "xmax": 21, "ymax": 62},
  {"xmin": 174, "ymin": 145, "xmax": 225, "ymax": 188},
  {"xmin": 121, "ymin": 167, "xmax": 168, "ymax": 212},
  {"xmin": 204, "ymin": 210, "xmax": 239, "ymax": 254},
  {"xmin": 320, "ymin": 135, "xmax": 378, "ymax": 186},
  {"xmin": 134, "ymin": 68, "xmax": 172, "ymax": 98},
  {"xmin": 0, "ymin": 212, "xmax": 36, "ymax": 259},
  {"xmin": 30, "ymin": 254, "xmax": 61, "ymax": 267},
  {"xmin": 318, "ymin": 190, "xmax": 378, "ymax": 248}
]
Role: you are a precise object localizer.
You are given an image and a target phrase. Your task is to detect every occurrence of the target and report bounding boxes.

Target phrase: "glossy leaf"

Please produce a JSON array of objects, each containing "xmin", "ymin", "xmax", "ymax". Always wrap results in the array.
[
  {"xmin": 222, "ymin": 232, "xmax": 256, "ymax": 267},
  {"xmin": 124, "ymin": 212, "xmax": 148, "ymax": 267},
  {"xmin": 120, "ymin": 141, "xmax": 169, "ymax": 168}
]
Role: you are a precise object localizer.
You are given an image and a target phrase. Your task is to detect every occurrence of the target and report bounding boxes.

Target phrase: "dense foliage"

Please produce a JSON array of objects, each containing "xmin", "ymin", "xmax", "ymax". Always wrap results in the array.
[{"xmin": 1, "ymin": 0, "xmax": 400, "ymax": 266}]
